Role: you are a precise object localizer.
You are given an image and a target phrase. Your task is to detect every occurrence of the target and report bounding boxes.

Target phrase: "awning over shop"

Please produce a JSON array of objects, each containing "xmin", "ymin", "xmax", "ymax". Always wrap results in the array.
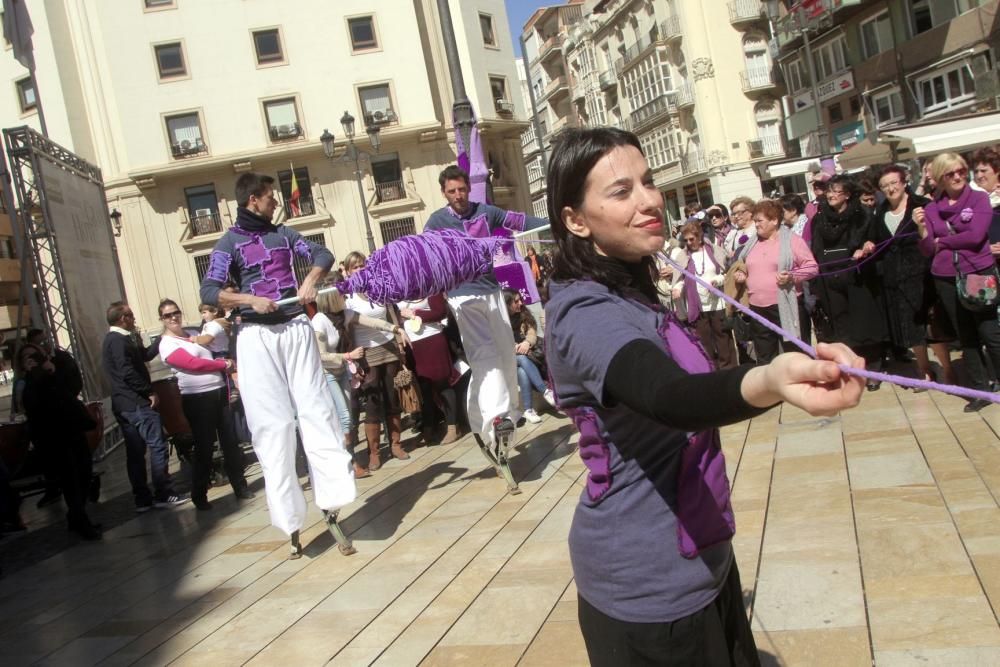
[
  {"xmin": 838, "ymin": 111, "xmax": 1000, "ymax": 170},
  {"xmin": 765, "ymin": 156, "xmax": 825, "ymax": 178}
]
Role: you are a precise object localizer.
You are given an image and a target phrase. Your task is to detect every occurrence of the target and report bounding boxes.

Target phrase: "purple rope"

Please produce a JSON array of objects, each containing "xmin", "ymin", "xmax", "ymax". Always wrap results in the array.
[{"xmin": 658, "ymin": 252, "xmax": 1000, "ymax": 405}]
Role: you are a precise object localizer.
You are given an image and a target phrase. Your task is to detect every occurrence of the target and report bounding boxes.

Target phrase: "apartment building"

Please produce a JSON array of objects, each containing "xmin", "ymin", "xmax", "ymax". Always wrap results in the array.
[
  {"xmin": 0, "ymin": 0, "xmax": 529, "ymax": 326},
  {"xmin": 516, "ymin": 57, "xmax": 550, "ymax": 219},
  {"xmin": 540, "ymin": 0, "xmax": 792, "ymax": 219},
  {"xmin": 0, "ymin": 186, "xmax": 23, "ymax": 339},
  {"xmin": 771, "ymin": 0, "xmax": 1000, "ymax": 176}
]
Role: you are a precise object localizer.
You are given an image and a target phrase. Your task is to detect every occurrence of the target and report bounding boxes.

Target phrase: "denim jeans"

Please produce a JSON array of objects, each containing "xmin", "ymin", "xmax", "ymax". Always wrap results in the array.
[
  {"xmin": 118, "ymin": 405, "xmax": 175, "ymax": 505},
  {"xmin": 516, "ymin": 355, "xmax": 546, "ymax": 411},
  {"xmin": 325, "ymin": 371, "xmax": 353, "ymax": 435}
]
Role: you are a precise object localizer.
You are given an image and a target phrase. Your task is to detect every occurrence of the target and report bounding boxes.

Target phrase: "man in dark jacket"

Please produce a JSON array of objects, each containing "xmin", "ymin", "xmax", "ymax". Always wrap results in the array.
[{"xmin": 101, "ymin": 301, "xmax": 185, "ymax": 512}]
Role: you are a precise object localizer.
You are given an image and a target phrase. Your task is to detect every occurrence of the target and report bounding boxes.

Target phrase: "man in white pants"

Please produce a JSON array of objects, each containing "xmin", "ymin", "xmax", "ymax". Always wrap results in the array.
[
  {"xmin": 200, "ymin": 172, "xmax": 356, "ymax": 556},
  {"xmin": 423, "ymin": 166, "xmax": 548, "ymax": 467}
]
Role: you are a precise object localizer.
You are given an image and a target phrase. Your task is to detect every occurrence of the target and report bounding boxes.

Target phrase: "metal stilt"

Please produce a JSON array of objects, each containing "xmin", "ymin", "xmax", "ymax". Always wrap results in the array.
[
  {"xmin": 473, "ymin": 429, "xmax": 521, "ymax": 495},
  {"xmin": 289, "ymin": 530, "xmax": 303, "ymax": 560},
  {"xmin": 322, "ymin": 509, "xmax": 357, "ymax": 556}
]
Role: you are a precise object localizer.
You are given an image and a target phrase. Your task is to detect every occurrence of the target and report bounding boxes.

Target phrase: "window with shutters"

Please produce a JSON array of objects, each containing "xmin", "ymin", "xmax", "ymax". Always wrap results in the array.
[
  {"xmin": 293, "ymin": 233, "xmax": 326, "ymax": 283},
  {"xmin": 379, "ymin": 216, "xmax": 416, "ymax": 245}
]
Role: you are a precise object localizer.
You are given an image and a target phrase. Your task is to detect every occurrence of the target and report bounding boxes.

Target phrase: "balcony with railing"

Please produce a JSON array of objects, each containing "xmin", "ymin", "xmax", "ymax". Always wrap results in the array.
[
  {"xmin": 740, "ymin": 66, "xmax": 777, "ymax": 92},
  {"xmin": 619, "ymin": 26, "xmax": 659, "ymax": 72},
  {"xmin": 363, "ymin": 108, "xmax": 398, "ymax": 127},
  {"xmin": 599, "ymin": 66, "xmax": 619, "ymax": 90},
  {"xmin": 676, "ymin": 82, "xmax": 695, "ymax": 108},
  {"xmin": 189, "ymin": 212, "xmax": 223, "ymax": 238},
  {"xmin": 375, "ymin": 180, "xmax": 407, "ymax": 204},
  {"xmin": 681, "ymin": 150, "xmax": 708, "ymax": 176},
  {"xmin": 171, "ymin": 138, "xmax": 208, "ymax": 159},
  {"xmin": 521, "ymin": 126, "xmax": 537, "ymax": 149},
  {"xmin": 661, "ymin": 16, "xmax": 682, "ymax": 42},
  {"xmin": 628, "ymin": 94, "xmax": 675, "ymax": 133},
  {"xmin": 540, "ymin": 75, "xmax": 569, "ymax": 102},
  {"xmin": 728, "ymin": 0, "xmax": 763, "ymax": 25},
  {"xmin": 747, "ymin": 136, "xmax": 783, "ymax": 158},
  {"xmin": 283, "ymin": 194, "xmax": 315, "ymax": 220},
  {"xmin": 494, "ymin": 99, "xmax": 515, "ymax": 116},
  {"xmin": 537, "ymin": 34, "xmax": 562, "ymax": 62}
]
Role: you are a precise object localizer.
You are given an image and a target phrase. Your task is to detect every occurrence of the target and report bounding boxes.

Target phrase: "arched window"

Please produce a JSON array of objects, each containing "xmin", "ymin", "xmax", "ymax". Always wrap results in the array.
[
  {"xmin": 742, "ymin": 33, "xmax": 771, "ymax": 87},
  {"xmin": 754, "ymin": 99, "xmax": 781, "ymax": 152}
]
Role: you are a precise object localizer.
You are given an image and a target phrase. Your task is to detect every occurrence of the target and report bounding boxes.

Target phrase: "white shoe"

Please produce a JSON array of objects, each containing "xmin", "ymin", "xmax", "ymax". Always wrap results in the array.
[
  {"xmin": 523, "ymin": 408, "xmax": 542, "ymax": 424},
  {"xmin": 543, "ymin": 389, "xmax": 557, "ymax": 408}
]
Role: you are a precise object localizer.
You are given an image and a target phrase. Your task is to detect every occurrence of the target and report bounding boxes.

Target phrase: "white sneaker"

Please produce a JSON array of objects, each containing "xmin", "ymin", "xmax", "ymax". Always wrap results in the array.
[
  {"xmin": 543, "ymin": 389, "xmax": 557, "ymax": 408},
  {"xmin": 523, "ymin": 408, "xmax": 542, "ymax": 424}
]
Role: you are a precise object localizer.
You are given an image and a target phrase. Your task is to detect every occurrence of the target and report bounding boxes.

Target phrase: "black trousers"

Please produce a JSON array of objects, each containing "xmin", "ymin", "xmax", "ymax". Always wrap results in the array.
[
  {"xmin": 934, "ymin": 275, "xmax": 1000, "ymax": 390},
  {"xmin": 749, "ymin": 298, "xmax": 810, "ymax": 364},
  {"xmin": 35, "ymin": 431, "xmax": 92, "ymax": 526},
  {"xmin": 181, "ymin": 387, "xmax": 247, "ymax": 502},
  {"xmin": 578, "ymin": 561, "xmax": 760, "ymax": 667}
]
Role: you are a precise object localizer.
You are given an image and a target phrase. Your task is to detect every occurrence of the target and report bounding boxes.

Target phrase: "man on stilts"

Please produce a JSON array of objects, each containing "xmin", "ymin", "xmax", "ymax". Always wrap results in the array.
[
  {"xmin": 200, "ymin": 172, "xmax": 356, "ymax": 557},
  {"xmin": 424, "ymin": 165, "xmax": 548, "ymax": 493}
]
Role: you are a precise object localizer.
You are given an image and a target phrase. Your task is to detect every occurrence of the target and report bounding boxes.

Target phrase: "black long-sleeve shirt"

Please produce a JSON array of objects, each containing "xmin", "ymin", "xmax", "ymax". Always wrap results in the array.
[{"xmin": 101, "ymin": 331, "xmax": 159, "ymax": 414}]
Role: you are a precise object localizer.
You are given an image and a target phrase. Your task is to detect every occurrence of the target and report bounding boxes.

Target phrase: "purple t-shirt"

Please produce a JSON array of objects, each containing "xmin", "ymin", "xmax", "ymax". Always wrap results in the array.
[{"xmin": 545, "ymin": 279, "xmax": 732, "ymax": 623}]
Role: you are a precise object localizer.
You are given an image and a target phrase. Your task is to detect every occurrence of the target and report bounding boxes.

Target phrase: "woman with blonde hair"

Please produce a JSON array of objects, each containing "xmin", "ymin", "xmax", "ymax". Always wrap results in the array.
[
  {"xmin": 916, "ymin": 152, "xmax": 1000, "ymax": 411},
  {"xmin": 342, "ymin": 251, "xmax": 411, "ymax": 468},
  {"xmin": 312, "ymin": 287, "xmax": 399, "ymax": 477}
]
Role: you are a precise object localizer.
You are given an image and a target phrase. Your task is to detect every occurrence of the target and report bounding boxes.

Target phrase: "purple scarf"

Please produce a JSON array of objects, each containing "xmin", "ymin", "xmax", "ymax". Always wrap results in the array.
[
  {"xmin": 684, "ymin": 246, "xmax": 721, "ymax": 322},
  {"xmin": 933, "ymin": 184, "xmax": 975, "ymax": 231},
  {"xmin": 712, "ymin": 223, "xmax": 732, "ymax": 246}
]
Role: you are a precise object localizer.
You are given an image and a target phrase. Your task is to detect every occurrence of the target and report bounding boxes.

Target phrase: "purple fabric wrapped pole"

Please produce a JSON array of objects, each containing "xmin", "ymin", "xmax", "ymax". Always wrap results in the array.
[{"xmin": 335, "ymin": 229, "xmax": 500, "ymax": 304}]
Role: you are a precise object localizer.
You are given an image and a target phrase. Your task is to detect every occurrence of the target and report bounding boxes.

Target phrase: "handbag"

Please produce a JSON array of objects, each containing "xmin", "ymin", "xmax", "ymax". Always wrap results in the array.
[
  {"xmin": 953, "ymin": 251, "xmax": 999, "ymax": 312},
  {"xmin": 387, "ymin": 306, "xmax": 422, "ymax": 413}
]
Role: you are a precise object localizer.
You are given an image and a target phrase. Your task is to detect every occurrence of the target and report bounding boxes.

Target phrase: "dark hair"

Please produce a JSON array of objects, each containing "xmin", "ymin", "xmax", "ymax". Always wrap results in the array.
[
  {"xmin": 780, "ymin": 193, "xmax": 805, "ymax": 215},
  {"xmin": 106, "ymin": 301, "xmax": 130, "ymax": 326},
  {"xmin": 235, "ymin": 172, "xmax": 275, "ymax": 208},
  {"xmin": 199, "ymin": 303, "xmax": 218, "ymax": 314},
  {"xmin": 707, "ymin": 203, "xmax": 729, "ymax": 219},
  {"xmin": 502, "ymin": 289, "xmax": 538, "ymax": 333},
  {"xmin": 157, "ymin": 298, "xmax": 180, "ymax": 318},
  {"xmin": 858, "ymin": 179, "xmax": 877, "ymax": 196},
  {"xmin": 828, "ymin": 174, "xmax": 857, "ymax": 197},
  {"xmin": 546, "ymin": 127, "xmax": 659, "ymax": 300},
  {"xmin": 15, "ymin": 342, "xmax": 46, "ymax": 375},
  {"xmin": 970, "ymin": 147, "xmax": 1000, "ymax": 174},
  {"xmin": 878, "ymin": 164, "xmax": 908, "ymax": 185},
  {"xmin": 438, "ymin": 165, "xmax": 470, "ymax": 189},
  {"xmin": 683, "ymin": 202, "xmax": 701, "ymax": 218},
  {"xmin": 26, "ymin": 328, "xmax": 44, "ymax": 344}
]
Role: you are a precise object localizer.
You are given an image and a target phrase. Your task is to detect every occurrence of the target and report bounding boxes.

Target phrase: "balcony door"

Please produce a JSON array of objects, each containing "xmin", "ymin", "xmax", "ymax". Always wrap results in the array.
[
  {"xmin": 185, "ymin": 184, "xmax": 221, "ymax": 236},
  {"xmin": 372, "ymin": 154, "xmax": 404, "ymax": 203}
]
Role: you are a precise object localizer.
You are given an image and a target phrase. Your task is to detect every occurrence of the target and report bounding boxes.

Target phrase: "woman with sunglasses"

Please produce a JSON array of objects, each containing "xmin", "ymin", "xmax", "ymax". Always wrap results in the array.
[
  {"xmin": 915, "ymin": 153, "xmax": 1000, "ymax": 412},
  {"xmin": 543, "ymin": 127, "xmax": 864, "ymax": 665},
  {"xmin": 157, "ymin": 299, "xmax": 251, "ymax": 509},
  {"xmin": 18, "ymin": 342, "xmax": 101, "ymax": 539}
]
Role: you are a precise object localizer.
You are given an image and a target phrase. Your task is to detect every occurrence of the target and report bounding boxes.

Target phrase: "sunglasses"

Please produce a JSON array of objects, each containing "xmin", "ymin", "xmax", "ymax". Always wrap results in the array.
[
  {"xmin": 942, "ymin": 168, "xmax": 968, "ymax": 180},
  {"xmin": 707, "ymin": 211, "xmax": 724, "ymax": 219},
  {"xmin": 160, "ymin": 310, "xmax": 182, "ymax": 320}
]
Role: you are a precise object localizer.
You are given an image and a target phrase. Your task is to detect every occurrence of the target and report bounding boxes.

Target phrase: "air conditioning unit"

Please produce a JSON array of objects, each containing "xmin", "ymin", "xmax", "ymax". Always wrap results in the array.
[
  {"xmin": 274, "ymin": 123, "xmax": 300, "ymax": 138},
  {"xmin": 194, "ymin": 208, "xmax": 213, "ymax": 219},
  {"xmin": 747, "ymin": 139, "xmax": 764, "ymax": 158},
  {"xmin": 495, "ymin": 99, "xmax": 515, "ymax": 114}
]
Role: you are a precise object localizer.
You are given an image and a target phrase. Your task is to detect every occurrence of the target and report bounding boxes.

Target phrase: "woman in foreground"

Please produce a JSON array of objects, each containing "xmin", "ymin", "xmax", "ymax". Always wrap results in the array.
[{"xmin": 543, "ymin": 127, "xmax": 864, "ymax": 666}]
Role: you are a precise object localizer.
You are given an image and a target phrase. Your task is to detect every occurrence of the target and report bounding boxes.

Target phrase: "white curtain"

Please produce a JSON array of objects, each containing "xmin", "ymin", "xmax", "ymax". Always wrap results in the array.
[
  {"xmin": 266, "ymin": 99, "xmax": 297, "ymax": 127},
  {"xmin": 360, "ymin": 86, "xmax": 391, "ymax": 117},
  {"xmin": 167, "ymin": 114, "xmax": 201, "ymax": 144}
]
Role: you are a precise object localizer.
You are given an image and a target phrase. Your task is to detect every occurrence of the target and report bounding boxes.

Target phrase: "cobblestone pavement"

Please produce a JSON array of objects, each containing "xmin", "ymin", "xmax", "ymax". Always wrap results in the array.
[{"xmin": 2, "ymin": 382, "xmax": 1000, "ymax": 665}]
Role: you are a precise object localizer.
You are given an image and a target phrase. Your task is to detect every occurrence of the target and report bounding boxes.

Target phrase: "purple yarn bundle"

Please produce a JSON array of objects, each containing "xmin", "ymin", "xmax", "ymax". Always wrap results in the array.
[{"xmin": 336, "ymin": 229, "xmax": 499, "ymax": 304}]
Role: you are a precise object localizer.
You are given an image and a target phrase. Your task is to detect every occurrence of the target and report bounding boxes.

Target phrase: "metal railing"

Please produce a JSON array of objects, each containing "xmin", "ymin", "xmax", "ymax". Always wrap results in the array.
[
  {"xmin": 620, "ymin": 25, "xmax": 660, "ymax": 71},
  {"xmin": 629, "ymin": 94, "xmax": 674, "ymax": 132},
  {"xmin": 599, "ymin": 68, "xmax": 618, "ymax": 90},
  {"xmin": 676, "ymin": 82, "xmax": 695, "ymax": 108},
  {"xmin": 375, "ymin": 180, "xmax": 406, "ymax": 203},
  {"xmin": 727, "ymin": 0, "xmax": 763, "ymax": 24},
  {"xmin": 189, "ymin": 212, "xmax": 223, "ymax": 237},
  {"xmin": 521, "ymin": 127, "xmax": 537, "ymax": 148},
  {"xmin": 681, "ymin": 150, "xmax": 707, "ymax": 175},
  {"xmin": 661, "ymin": 16, "xmax": 681, "ymax": 41},
  {"xmin": 538, "ymin": 34, "xmax": 561, "ymax": 61},
  {"xmin": 283, "ymin": 194, "xmax": 315, "ymax": 220},
  {"xmin": 747, "ymin": 136, "xmax": 783, "ymax": 158},
  {"xmin": 740, "ymin": 66, "xmax": 776, "ymax": 91},
  {"xmin": 541, "ymin": 75, "xmax": 568, "ymax": 100}
]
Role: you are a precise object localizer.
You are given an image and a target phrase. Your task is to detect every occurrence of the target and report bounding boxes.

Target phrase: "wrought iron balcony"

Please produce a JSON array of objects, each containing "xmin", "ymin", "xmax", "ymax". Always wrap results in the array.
[
  {"xmin": 728, "ymin": 0, "xmax": 763, "ymax": 25},
  {"xmin": 268, "ymin": 122, "xmax": 302, "ymax": 141},
  {"xmin": 660, "ymin": 16, "xmax": 682, "ymax": 42},
  {"xmin": 375, "ymin": 180, "xmax": 407, "ymax": 204},
  {"xmin": 740, "ymin": 67, "xmax": 777, "ymax": 92},
  {"xmin": 681, "ymin": 150, "xmax": 707, "ymax": 175},
  {"xmin": 629, "ymin": 94, "xmax": 675, "ymax": 133},
  {"xmin": 170, "ymin": 138, "xmax": 207, "ymax": 158},
  {"xmin": 599, "ymin": 68, "xmax": 618, "ymax": 90},
  {"xmin": 676, "ymin": 83, "xmax": 695, "ymax": 108},
  {"xmin": 189, "ymin": 212, "xmax": 223, "ymax": 237},
  {"xmin": 747, "ymin": 136, "xmax": 783, "ymax": 158}
]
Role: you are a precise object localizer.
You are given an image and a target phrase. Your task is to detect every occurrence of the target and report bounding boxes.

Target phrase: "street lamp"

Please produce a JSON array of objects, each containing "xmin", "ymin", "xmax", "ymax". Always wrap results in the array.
[
  {"xmin": 109, "ymin": 208, "xmax": 122, "ymax": 237},
  {"xmin": 763, "ymin": 0, "xmax": 827, "ymax": 154},
  {"xmin": 320, "ymin": 111, "xmax": 382, "ymax": 253}
]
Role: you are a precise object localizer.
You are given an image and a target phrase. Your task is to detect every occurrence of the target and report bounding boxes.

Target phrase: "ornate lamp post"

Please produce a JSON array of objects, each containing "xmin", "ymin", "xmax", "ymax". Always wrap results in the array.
[{"xmin": 320, "ymin": 111, "xmax": 382, "ymax": 253}]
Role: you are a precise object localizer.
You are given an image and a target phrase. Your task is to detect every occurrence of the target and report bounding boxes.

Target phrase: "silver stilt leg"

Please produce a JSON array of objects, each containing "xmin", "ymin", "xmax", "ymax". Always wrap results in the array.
[
  {"xmin": 322, "ymin": 509, "xmax": 357, "ymax": 556},
  {"xmin": 474, "ymin": 425, "xmax": 521, "ymax": 495},
  {"xmin": 289, "ymin": 530, "xmax": 303, "ymax": 560}
]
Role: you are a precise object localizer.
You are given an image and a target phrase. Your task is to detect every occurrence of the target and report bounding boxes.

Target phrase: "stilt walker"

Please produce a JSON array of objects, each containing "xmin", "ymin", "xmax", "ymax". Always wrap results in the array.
[{"xmin": 200, "ymin": 172, "xmax": 356, "ymax": 558}]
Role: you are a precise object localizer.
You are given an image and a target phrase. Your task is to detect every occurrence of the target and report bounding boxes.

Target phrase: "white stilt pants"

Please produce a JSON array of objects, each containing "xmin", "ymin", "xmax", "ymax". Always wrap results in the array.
[
  {"xmin": 447, "ymin": 290, "xmax": 520, "ymax": 442},
  {"xmin": 237, "ymin": 316, "xmax": 356, "ymax": 536}
]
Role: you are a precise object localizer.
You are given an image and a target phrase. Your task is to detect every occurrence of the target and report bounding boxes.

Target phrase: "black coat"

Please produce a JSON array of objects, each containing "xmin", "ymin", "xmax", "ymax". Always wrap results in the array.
[{"xmin": 873, "ymin": 193, "xmax": 931, "ymax": 348}]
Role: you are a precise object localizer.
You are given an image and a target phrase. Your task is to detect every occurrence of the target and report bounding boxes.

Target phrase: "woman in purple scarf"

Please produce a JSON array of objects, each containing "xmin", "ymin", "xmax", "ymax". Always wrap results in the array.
[
  {"xmin": 543, "ymin": 127, "xmax": 865, "ymax": 666},
  {"xmin": 916, "ymin": 152, "xmax": 1000, "ymax": 412}
]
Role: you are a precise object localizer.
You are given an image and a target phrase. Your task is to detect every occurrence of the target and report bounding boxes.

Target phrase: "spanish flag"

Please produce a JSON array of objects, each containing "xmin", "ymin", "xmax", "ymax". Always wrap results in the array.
[{"xmin": 289, "ymin": 163, "xmax": 301, "ymax": 217}]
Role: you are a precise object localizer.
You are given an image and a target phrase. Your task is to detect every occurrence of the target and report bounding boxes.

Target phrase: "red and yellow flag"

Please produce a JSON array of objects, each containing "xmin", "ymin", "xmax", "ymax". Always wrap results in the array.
[{"xmin": 289, "ymin": 163, "xmax": 301, "ymax": 217}]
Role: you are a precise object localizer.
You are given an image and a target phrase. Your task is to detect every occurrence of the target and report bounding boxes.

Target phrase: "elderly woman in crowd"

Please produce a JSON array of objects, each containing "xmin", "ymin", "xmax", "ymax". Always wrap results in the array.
[
  {"xmin": 809, "ymin": 175, "xmax": 888, "ymax": 389},
  {"xmin": 916, "ymin": 152, "xmax": 1000, "ymax": 412},
  {"xmin": 724, "ymin": 196, "xmax": 756, "ymax": 263},
  {"xmin": 670, "ymin": 221, "xmax": 736, "ymax": 368},
  {"xmin": 970, "ymin": 147, "xmax": 1000, "ymax": 260},
  {"xmin": 734, "ymin": 199, "xmax": 818, "ymax": 363},
  {"xmin": 157, "ymin": 298, "xmax": 251, "ymax": 510},
  {"xmin": 343, "ymin": 252, "xmax": 412, "ymax": 467},
  {"xmin": 781, "ymin": 193, "xmax": 808, "ymax": 236},
  {"xmin": 871, "ymin": 165, "xmax": 955, "ymax": 388},
  {"xmin": 704, "ymin": 204, "xmax": 731, "ymax": 247}
]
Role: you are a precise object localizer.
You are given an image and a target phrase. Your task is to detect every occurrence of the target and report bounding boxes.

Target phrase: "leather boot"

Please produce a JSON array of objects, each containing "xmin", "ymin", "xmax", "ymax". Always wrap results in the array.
[
  {"xmin": 345, "ymin": 431, "xmax": 369, "ymax": 478},
  {"xmin": 364, "ymin": 422, "xmax": 382, "ymax": 471},
  {"xmin": 389, "ymin": 415, "xmax": 410, "ymax": 460},
  {"xmin": 439, "ymin": 424, "xmax": 460, "ymax": 445}
]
